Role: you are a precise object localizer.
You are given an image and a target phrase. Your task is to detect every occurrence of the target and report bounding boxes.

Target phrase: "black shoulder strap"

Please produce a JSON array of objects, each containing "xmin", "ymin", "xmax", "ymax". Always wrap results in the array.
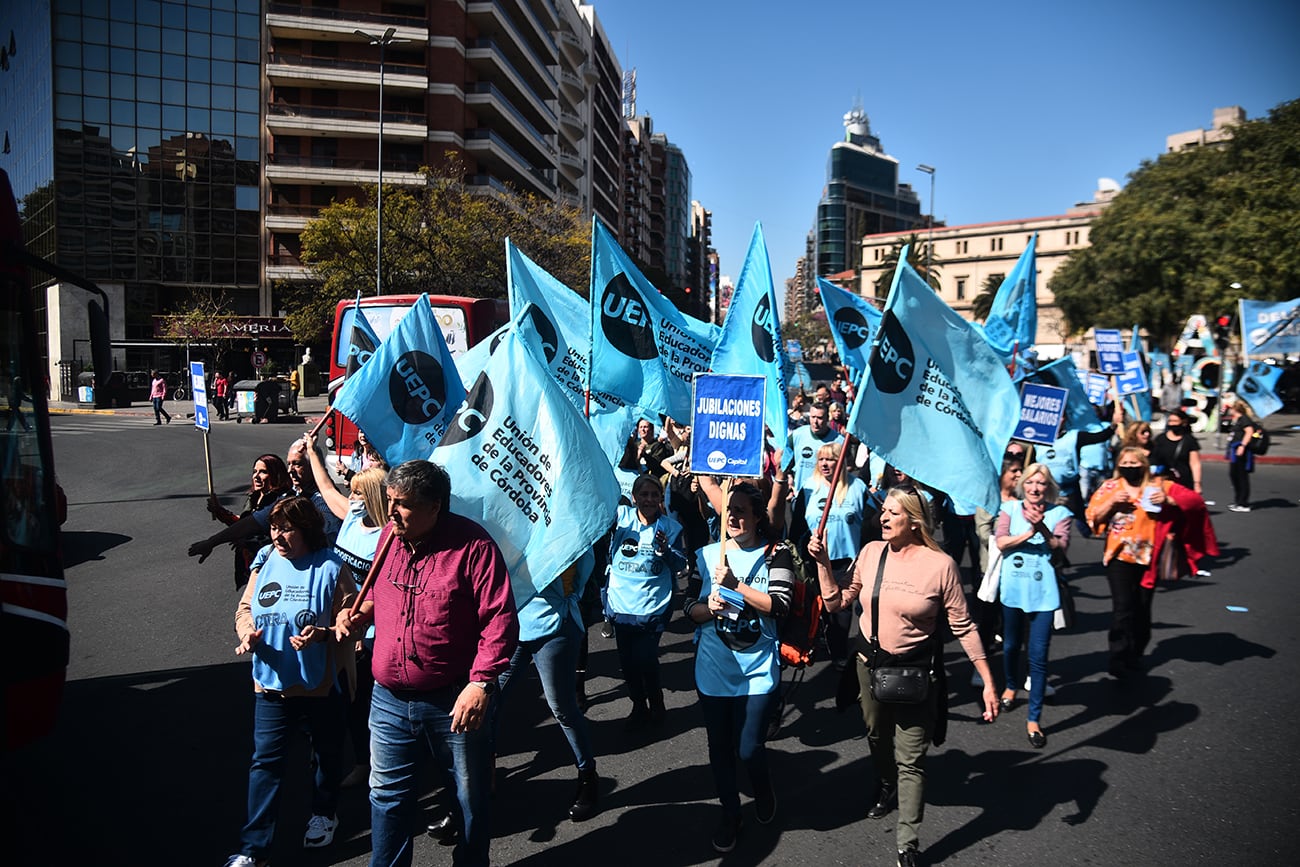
[{"xmin": 868, "ymin": 545, "xmax": 889, "ymax": 644}]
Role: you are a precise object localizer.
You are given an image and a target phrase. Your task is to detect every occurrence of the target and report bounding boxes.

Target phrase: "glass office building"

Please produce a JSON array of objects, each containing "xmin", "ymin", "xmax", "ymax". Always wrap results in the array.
[{"xmin": 0, "ymin": 0, "xmax": 263, "ymax": 380}]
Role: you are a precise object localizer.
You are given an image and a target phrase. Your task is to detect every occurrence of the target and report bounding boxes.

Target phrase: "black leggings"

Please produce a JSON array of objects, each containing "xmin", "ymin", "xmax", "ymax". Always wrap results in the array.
[{"xmin": 1228, "ymin": 460, "xmax": 1251, "ymax": 507}]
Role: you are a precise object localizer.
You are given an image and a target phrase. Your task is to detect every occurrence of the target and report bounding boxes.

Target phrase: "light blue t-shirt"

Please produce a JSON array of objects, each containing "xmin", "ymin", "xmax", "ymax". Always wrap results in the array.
[
  {"xmin": 1037, "ymin": 430, "xmax": 1080, "ymax": 490},
  {"xmin": 693, "ymin": 542, "xmax": 780, "ymax": 697},
  {"xmin": 334, "ymin": 500, "xmax": 381, "ymax": 575},
  {"xmin": 998, "ymin": 500, "xmax": 1071, "ymax": 613},
  {"xmin": 784, "ymin": 426, "xmax": 844, "ymax": 492},
  {"xmin": 605, "ymin": 505, "xmax": 685, "ymax": 624},
  {"xmin": 799, "ymin": 476, "xmax": 868, "ymax": 562},
  {"xmin": 248, "ymin": 548, "xmax": 344, "ymax": 692},
  {"xmin": 517, "ymin": 549, "xmax": 593, "ymax": 641},
  {"xmin": 252, "ymin": 489, "xmax": 343, "ymax": 545}
]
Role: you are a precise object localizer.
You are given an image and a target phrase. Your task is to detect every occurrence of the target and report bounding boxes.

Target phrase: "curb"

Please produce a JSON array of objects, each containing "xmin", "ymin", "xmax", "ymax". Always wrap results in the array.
[{"xmin": 1200, "ymin": 453, "xmax": 1300, "ymax": 466}]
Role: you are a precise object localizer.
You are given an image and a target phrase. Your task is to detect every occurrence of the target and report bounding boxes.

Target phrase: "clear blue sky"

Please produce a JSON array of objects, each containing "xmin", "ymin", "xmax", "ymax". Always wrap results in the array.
[{"xmin": 591, "ymin": 0, "xmax": 1300, "ymax": 297}]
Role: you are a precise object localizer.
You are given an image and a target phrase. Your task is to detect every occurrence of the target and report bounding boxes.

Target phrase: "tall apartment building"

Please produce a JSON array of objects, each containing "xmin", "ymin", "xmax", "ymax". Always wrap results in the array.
[
  {"xmin": 685, "ymin": 200, "xmax": 712, "ymax": 321},
  {"xmin": 813, "ymin": 103, "xmax": 923, "ymax": 277},
  {"xmin": 1166, "ymin": 105, "xmax": 1245, "ymax": 153}
]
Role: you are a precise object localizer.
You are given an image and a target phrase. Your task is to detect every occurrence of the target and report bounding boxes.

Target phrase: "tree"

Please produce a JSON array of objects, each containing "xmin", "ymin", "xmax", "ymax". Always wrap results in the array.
[
  {"xmin": 158, "ymin": 286, "xmax": 242, "ymax": 374},
  {"xmin": 969, "ymin": 274, "xmax": 1002, "ymax": 322},
  {"xmin": 872, "ymin": 232, "xmax": 942, "ymax": 297},
  {"xmin": 1050, "ymin": 99, "xmax": 1300, "ymax": 343},
  {"xmin": 782, "ymin": 308, "xmax": 831, "ymax": 356},
  {"xmin": 289, "ymin": 154, "xmax": 589, "ymax": 344}
]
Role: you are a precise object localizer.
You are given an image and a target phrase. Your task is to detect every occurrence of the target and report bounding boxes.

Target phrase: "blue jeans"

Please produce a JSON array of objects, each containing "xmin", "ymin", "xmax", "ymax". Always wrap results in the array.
[
  {"xmin": 613, "ymin": 623, "xmax": 664, "ymax": 707},
  {"xmin": 369, "ymin": 682, "xmax": 493, "ymax": 867},
  {"xmin": 151, "ymin": 396, "xmax": 170, "ymax": 423},
  {"xmin": 1002, "ymin": 606, "xmax": 1053, "ymax": 723},
  {"xmin": 495, "ymin": 615, "xmax": 593, "ymax": 772},
  {"xmin": 240, "ymin": 689, "xmax": 346, "ymax": 858},
  {"xmin": 698, "ymin": 691, "xmax": 776, "ymax": 815}
]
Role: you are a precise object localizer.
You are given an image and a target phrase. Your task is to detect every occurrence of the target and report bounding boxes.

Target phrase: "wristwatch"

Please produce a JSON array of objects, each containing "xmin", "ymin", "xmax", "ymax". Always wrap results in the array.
[{"xmin": 469, "ymin": 680, "xmax": 497, "ymax": 694}]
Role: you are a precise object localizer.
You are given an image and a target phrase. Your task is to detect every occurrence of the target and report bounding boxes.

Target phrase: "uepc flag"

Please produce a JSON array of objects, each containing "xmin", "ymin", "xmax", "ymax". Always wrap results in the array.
[
  {"xmin": 847, "ymin": 253, "xmax": 1018, "ymax": 513},
  {"xmin": 590, "ymin": 218, "xmax": 719, "ymax": 421},
  {"xmin": 980, "ymin": 233, "xmax": 1037, "ymax": 360},
  {"xmin": 344, "ymin": 297, "xmax": 383, "ymax": 378},
  {"xmin": 1237, "ymin": 360, "xmax": 1283, "ymax": 418},
  {"xmin": 818, "ymin": 275, "xmax": 882, "ymax": 380},
  {"xmin": 1020, "ymin": 355, "xmax": 1105, "ymax": 433},
  {"xmin": 709, "ymin": 223, "xmax": 789, "ymax": 447},
  {"xmin": 333, "ymin": 294, "xmax": 467, "ymax": 468},
  {"xmin": 433, "ymin": 326, "xmax": 621, "ymax": 600}
]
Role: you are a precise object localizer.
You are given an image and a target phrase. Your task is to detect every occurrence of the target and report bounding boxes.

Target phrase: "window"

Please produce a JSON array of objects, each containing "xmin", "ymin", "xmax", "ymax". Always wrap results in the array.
[
  {"xmin": 954, "ymin": 239, "xmax": 968, "ymax": 255},
  {"xmin": 956, "ymin": 278, "xmax": 966, "ymax": 300},
  {"xmin": 990, "ymin": 237, "xmax": 1004, "ymax": 252}
]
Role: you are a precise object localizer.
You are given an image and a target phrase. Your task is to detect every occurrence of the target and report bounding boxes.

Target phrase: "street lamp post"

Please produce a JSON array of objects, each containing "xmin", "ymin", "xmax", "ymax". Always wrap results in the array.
[
  {"xmin": 916, "ymin": 164, "xmax": 935, "ymax": 285},
  {"xmin": 355, "ymin": 27, "xmax": 407, "ymax": 296}
]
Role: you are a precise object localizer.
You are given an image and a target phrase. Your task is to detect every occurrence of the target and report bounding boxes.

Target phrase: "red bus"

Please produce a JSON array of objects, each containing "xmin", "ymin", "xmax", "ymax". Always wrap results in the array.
[
  {"xmin": 1, "ymin": 169, "xmax": 70, "ymax": 749},
  {"xmin": 326, "ymin": 294, "xmax": 508, "ymax": 457}
]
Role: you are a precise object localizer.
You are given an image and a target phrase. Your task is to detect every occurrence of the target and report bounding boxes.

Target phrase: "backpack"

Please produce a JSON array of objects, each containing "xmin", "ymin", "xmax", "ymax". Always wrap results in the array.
[
  {"xmin": 772, "ymin": 543, "xmax": 824, "ymax": 669},
  {"xmin": 1248, "ymin": 428, "xmax": 1271, "ymax": 456}
]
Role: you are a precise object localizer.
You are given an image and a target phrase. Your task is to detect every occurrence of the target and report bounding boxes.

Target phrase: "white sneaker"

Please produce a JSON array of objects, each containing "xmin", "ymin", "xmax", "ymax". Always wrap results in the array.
[
  {"xmin": 1228, "ymin": 504, "xmax": 1252, "ymax": 513},
  {"xmin": 223, "ymin": 857, "xmax": 263, "ymax": 867},
  {"xmin": 1202, "ymin": 499, "xmax": 1216, "ymax": 506},
  {"xmin": 1024, "ymin": 677, "xmax": 1057, "ymax": 697},
  {"xmin": 1196, "ymin": 569, "xmax": 1212, "ymax": 577},
  {"xmin": 303, "ymin": 814, "xmax": 337, "ymax": 848}
]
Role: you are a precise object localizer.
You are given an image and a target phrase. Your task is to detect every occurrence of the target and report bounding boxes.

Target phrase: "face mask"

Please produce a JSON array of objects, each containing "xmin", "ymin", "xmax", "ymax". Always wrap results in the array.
[{"xmin": 1117, "ymin": 466, "xmax": 1145, "ymax": 485}]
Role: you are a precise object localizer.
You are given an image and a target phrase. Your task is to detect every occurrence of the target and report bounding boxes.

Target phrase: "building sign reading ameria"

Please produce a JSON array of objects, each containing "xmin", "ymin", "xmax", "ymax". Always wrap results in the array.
[{"xmin": 152, "ymin": 316, "xmax": 294, "ymax": 340}]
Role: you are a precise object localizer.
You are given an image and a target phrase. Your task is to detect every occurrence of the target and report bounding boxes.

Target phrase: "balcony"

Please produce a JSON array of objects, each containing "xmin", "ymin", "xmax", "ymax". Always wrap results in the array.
[
  {"xmin": 266, "ymin": 3, "xmax": 428, "ymax": 43},
  {"xmin": 464, "ymin": 81, "xmax": 556, "ymax": 164},
  {"xmin": 466, "ymin": 39, "xmax": 557, "ymax": 125},
  {"xmin": 553, "ymin": 27, "xmax": 584, "ymax": 63},
  {"xmin": 266, "ymin": 102, "xmax": 427, "ymax": 141},
  {"xmin": 466, "ymin": 2, "xmax": 557, "ymax": 93},
  {"xmin": 267, "ymin": 53, "xmax": 427, "ymax": 92},
  {"xmin": 558, "ymin": 147, "xmax": 583, "ymax": 178},
  {"xmin": 464, "ymin": 128, "xmax": 555, "ymax": 196},
  {"xmin": 265, "ymin": 153, "xmax": 426, "ymax": 187},
  {"xmin": 558, "ymin": 67, "xmax": 584, "ymax": 99}
]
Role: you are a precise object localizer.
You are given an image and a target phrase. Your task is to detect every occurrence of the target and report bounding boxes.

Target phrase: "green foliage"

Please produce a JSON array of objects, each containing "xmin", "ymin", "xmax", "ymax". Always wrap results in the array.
[
  {"xmin": 157, "ymin": 286, "xmax": 241, "ymax": 372},
  {"xmin": 290, "ymin": 155, "xmax": 589, "ymax": 344},
  {"xmin": 782, "ymin": 307, "xmax": 831, "ymax": 354},
  {"xmin": 1050, "ymin": 99, "xmax": 1300, "ymax": 343},
  {"xmin": 969, "ymin": 274, "xmax": 1002, "ymax": 322},
  {"xmin": 872, "ymin": 232, "xmax": 942, "ymax": 296}
]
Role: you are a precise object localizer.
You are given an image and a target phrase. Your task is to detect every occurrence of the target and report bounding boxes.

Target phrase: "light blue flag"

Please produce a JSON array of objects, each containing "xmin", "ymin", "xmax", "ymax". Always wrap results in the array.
[
  {"xmin": 333, "ymin": 294, "xmax": 467, "ymax": 468},
  {"xmin": 1127, "ymin": 325, "xmax": 1152, "ymax": 422},
  {"xmin": 432, "ymin": 322, "xmax": 621, "ymax": 600},
  {"xmin": 817, "ymin": 276, "xmax": 882, "ymax": 380},
  {"xmin": 1239, "ymin": 298, "xmax": 1300, "ymax": 356},
  {"xmin": 1236, "ymin": 360, "xmax": 1284, "ymax": 418},
  {"xmin": 1017, "ymin": 355, "xmax": 1105, "ymax": 433},
  {"xmin": 981, "ymin": 233, "xmax": 1038, "ymax": 362},
  {"xmin": 846, "ymin": 251, "xmax": 1019, "ymax": 513},
  {"xmin": 589, "ymin": 218, "xmax": 720, "ymax": 422},
  {"xmin": 343, "ymin": 294, "xmax": 383, "ymax": 379},
  {"xmin": 709, "ymin": 223, "xmax": 789, "ymax": 447}
]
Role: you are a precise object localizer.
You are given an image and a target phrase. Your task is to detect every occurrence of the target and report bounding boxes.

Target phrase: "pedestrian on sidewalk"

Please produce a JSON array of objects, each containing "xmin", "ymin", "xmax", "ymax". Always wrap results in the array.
[
  {"xmin": 149, "ymin": 370, "xmax": 171, "ymax": 425},
  {"xmin": 1225, "ymin": 401, "xmax": 1258, "ymax": 512}
]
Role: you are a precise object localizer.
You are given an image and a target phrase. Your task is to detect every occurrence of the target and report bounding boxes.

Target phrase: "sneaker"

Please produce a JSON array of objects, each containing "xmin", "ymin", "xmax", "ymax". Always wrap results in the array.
[
  {"xmin": 1196, "ymin": 569, "xmax": 1212, "ymax": 577},
  {"xmin": 303, "ymin": 814, "xmax": 337, "ymax": 848},
  {"xmin": 711, "ymin": 813, "xmax": 742, "ymax": 853},
  {"xmin": 754, "ymin": 782, "xmax": 777, "ymax": 825},
  {"xmin": 222, "ymin": 857, "xmax": 264, "ymax": 867},
  {"xmin": 1024, "ymin": 677, "xmax": 1057, "ymax": 697},
  {"xmin": 1203, "ymin": 499, "xmax": 1216, "ymax": 506},
  {"xmin": 1228, "ymin": 504, "xmax": 1252, "ymax": 513}
]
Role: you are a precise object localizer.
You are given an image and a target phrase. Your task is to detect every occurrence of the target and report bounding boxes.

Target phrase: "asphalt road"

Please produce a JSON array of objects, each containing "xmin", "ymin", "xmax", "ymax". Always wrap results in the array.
[{"xmin": 5, "ymin": 412, "xmax": 1300, "ymax": 866}]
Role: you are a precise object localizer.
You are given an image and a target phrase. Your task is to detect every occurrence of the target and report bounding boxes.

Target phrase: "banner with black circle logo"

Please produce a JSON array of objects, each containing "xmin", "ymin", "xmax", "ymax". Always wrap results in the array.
[
  {"xmin": 817, "ymin": 275, "xmax": 882, "ymax": 381},
  {"xmin": 434, "ymin": 320, "xmax": 621, "ymax": 601},
  {"xmin": 846, "ymin": 252, "xmax": 1018, "ymax": 513},
  {"xmin": 589, "ymin": 219, "xmax": 720, "ymax": 423},
  {"xmin": 333, "ymin": 294, "xmax": 468, "ymax": 468},
  {"xmin": 708, "ymin": 223, "xmax": 789, "ymax": 448}
]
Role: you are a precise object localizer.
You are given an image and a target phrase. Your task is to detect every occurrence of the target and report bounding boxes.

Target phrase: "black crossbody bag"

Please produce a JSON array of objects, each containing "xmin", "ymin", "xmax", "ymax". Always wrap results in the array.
[{"xmin": 864, "ymin": 546, "xmax": 933, "ymax": 704}]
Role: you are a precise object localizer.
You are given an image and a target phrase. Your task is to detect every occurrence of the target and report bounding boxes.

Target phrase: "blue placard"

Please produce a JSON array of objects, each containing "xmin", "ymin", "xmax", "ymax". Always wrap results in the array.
[
  {"xmin": 1094, "ymin": 328, "xmax": 1125, "ymax": 374},
  {"xmin": 190, "ymin": 361, "xmax": 210, "ymax": 432},
  {"xmin": 1086, "ymin": 372, "xmax": 1110, "ymax": 406},
  {"xmin": 1013, "ymin": 382, "xmax": 1068, "ymax": 445},
  {"xmin": 689, "ymin": 374, "xmax": 767, "ymax": 477},
  {"xmin": 1115, "ymin": 350, "xmax": 1150, "ymax": 395}
]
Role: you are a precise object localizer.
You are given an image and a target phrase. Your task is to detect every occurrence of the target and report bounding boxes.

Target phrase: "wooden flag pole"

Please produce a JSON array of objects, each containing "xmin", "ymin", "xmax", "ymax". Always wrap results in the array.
[
  {"xmin": 718, "ymin": 478, "xmax": 732, "ymax": 571},
  {"xmin": 815, "ymin": 435, "xmax": 855, "ymax": 540},
  {"xmin": 202, "ymin": 430, "xmax": 215, "ymax": 497},
  {"xmin": 307, "ymin": 408, "xmax": 331, "ymax": 439},
  {"xmin": 348, "ymin": 523, "xmax": 396, "ymax": 619}
]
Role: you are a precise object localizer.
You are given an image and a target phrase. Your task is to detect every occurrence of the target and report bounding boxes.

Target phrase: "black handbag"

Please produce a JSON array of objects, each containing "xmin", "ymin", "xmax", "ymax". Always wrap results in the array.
[{"xmin": 865, "ymin": 546, "xmax": 933, "ymax": 704}]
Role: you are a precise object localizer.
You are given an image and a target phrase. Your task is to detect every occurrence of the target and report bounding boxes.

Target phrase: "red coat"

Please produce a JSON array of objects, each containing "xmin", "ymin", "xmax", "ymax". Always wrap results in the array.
[{"xmin": 1142, "ymin": 482, "xmax": 1220, "ymax": 589}]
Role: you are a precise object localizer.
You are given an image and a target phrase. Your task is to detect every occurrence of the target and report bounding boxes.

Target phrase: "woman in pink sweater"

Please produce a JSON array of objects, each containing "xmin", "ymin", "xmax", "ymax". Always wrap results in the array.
[{"xmin": 809, "ymin": 486, "xmax": 999, "ymax": 867}]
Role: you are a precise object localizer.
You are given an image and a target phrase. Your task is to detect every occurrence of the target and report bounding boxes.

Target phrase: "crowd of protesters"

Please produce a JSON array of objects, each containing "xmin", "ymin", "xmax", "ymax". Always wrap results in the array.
[{"xmin": 182, "ymin": 374, "xmax": 1260, "ymax": 867}]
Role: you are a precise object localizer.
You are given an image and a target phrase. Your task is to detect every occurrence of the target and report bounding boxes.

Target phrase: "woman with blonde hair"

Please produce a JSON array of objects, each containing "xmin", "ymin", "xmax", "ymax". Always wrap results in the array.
[
  {"xmin": 1225, "ymin": 400, "xmax": 1259, "ymax": 512},
  {"xmin": 994, "ymin": 463, "xmax": 1072, "ymax": 748},
  {"xmin": 808, "ymin": 486, "xmax": 998, "ymax": 867}
]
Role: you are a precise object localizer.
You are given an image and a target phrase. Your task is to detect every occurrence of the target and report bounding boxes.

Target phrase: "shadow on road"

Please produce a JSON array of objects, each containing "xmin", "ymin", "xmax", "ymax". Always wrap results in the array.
[{"xmin": 60, "ymin": 529, "xmax": 131, "ymax": 568}]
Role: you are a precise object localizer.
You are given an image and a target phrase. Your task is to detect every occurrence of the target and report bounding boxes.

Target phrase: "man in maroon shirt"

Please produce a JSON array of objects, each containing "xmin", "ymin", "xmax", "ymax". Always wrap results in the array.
[{"xmin": 337, "ymin": 460, "xmax": 517, "ymax": 867}]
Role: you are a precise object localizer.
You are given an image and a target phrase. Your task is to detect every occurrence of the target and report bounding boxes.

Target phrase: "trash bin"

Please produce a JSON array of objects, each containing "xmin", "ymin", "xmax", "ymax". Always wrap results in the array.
[{"xmin": 233, "ymin": 379, "xmax": 287, "ymax": 423}]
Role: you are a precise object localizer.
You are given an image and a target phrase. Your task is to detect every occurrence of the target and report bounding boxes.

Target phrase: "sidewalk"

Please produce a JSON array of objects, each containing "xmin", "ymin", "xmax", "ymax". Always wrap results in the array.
[{"xmin": 47, "ymin": 397, "xmax": 1300, "ymax": 464}]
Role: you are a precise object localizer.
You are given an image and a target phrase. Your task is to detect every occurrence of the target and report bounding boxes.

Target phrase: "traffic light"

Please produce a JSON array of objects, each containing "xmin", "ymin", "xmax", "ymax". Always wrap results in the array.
[{"xmin": 1213, "ymin": 314, "xmax": 1233, "ymax": 350}]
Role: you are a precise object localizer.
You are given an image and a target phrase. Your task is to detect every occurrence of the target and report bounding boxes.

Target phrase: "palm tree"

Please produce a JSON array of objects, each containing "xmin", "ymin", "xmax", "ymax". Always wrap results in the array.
[
  {"xmin": 969, "ymin": 273, "xmax": 1003, "ymax": 322},
  {"xmin": 872, "ymin": 232, "xmax": 942, "ymax": 298}
]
